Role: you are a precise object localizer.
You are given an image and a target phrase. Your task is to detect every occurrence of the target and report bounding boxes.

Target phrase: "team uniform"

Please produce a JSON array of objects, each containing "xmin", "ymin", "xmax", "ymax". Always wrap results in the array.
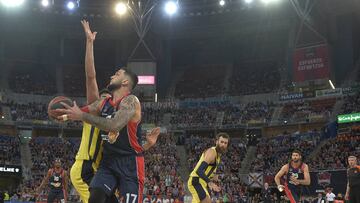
[
  {"xmin": 70, "ymin": 99, "xmax": 108, "ymax": 203},
  {"xmin": 347, "ymin": 165, "xmax": 360, "ymax": 203},
  {"xmin": 90, "ymin": 95, "xmax": 145, "ymax": 203},
  {"xmin": 47, "ymin": 168, "xmax": 66, "ymax": 203},
  {"xmin": 283, "ymin": 162, "xmax": 306, "ymax": 203},
  {"xmin": 188, "ymin": 147, "xmax": 221, "ymax": 203}
]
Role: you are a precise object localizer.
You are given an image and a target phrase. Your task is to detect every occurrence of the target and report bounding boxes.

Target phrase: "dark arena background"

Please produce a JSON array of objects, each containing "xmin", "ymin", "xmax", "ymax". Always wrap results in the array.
[{"xmin": 0, "ymin": 0, "xmax": 359, "ymax": 202}]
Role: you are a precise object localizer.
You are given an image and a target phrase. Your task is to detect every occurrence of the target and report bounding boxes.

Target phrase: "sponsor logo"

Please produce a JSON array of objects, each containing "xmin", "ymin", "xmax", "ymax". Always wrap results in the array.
[
  {"xmin": 317, "ymin": 171, "xmax": 331, "ymax": 187},
  {"xmin": 0, "ymin": 166, "xmax": 21, "ymax": 173}
]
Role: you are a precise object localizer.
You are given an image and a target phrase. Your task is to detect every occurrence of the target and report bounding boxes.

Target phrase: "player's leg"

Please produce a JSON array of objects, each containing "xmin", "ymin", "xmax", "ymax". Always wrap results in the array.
[
  {"xmin": 349, "ymin": 188, "xmax": 360, "ymax": 203},
  {"xmin": 119, "ymin": 156, "xmax": 145, "ymax": 203},
  {"xmin": 70, "ymin": 160, "xmax": 94, "ymax": 203},
  {"xmin": 47, "ymin": 191, "xmax": 56, "ymax": 203},
  {"xmin": 187, "ymin": 177, "xmax": 210, "ymax": 203},
  {"xmin": 56, "ymin": 190, "xmax": 66, "ymax": 203},
  {"xmin": 89, "ymin": 166, "xmax": 117, "ymax": 203},
  {"xmin": 284, "ymin": 185, "xmax": 300, "ymax": 203}
]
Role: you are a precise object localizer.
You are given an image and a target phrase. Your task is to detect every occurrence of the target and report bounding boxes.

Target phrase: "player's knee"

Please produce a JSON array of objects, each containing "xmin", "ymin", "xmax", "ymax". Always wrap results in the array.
[{"xmin": 89, "ymin": 188, "xmax": 107, "ymax": 203}]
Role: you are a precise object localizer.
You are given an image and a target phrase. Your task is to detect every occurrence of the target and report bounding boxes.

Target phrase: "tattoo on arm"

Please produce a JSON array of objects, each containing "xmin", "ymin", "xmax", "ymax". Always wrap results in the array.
[
  {"xmin": 86, "ymin": 98, "xmax": 103, "ymax": 115},
  {"xmin": 82, "ymin": 95, "xmax": 138, "ymax": 132}
]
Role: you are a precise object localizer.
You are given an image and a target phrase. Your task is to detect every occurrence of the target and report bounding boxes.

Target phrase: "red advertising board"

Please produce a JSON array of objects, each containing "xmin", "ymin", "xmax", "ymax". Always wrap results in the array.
[{"xmin": 293, "ymin": 44, "xmax": 330, "ymax": 82}]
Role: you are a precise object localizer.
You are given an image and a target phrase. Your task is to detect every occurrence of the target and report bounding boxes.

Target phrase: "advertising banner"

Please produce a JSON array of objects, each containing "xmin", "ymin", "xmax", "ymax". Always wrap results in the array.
[
  {"xmin": 293, "ymin": 45, "xmax": 331, "ymax": 82},
  {"xmin": 0, "ymin": 165, "xmax": 22, "ymax": 176},
  {"xmin": 338, "ymin": 113, "xmax": 360, "ymax": 124},
  {"xmin": 315, "ymin": 88, "xmax": 342, "ymax": 98}
]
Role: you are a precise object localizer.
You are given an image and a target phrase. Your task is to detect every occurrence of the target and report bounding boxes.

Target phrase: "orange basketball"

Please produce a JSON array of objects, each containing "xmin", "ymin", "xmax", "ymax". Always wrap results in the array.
[{"xmin": 47, "ymin": 96, "xmax": 73, "ymax": 120}]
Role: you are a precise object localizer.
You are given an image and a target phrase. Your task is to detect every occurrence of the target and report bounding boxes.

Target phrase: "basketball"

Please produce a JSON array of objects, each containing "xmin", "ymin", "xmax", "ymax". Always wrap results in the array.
[{"xmin": 47, "ymin": 96, "xmax": 73, "ymax": 120}]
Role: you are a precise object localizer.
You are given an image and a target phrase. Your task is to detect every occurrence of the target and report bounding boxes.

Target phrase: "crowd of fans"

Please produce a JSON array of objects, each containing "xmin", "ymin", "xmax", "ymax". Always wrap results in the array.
[
  {"xmin": 0, "ymin": 135, "xmax": 21, "ymax": 165},
  {"xmin": 141, "ymin": 101, "xmax": 179, "ymax": 125},
  {"xmin": 250, "ymin": 130, "xmax": 322, "ymax": 175},
  {"xmin": 175, "ymin": 65, "xmax": 227, "ymax": 99},
  {"xmin": 143, "ymin": 133, "xmax": 185, "ymax": 202},
  {"xmin": 186, "ymin": 135, "xmax": 248, "ymax": 202},
  {"xmin": 228, "ymin": 62, "xmax": 280, "ymax": 96},
  {"xmin": 341, "ymin": 93, "xmax": 360, "ymax": 114},
  {"xmin": 222, "ymin": 101, "xmax": 275, "ymax": 126},
  {"xmin": 18, "ymin": 137, "xmax": 79, "ymax": 201},
  {"xmin": 8, "ymin": 62, "xmax": 56, "ymax": 95},
  {"xmin": 279, "ymin": 98, "xmax": 335, "ymax": 123},
  {"xmin": 169, "ymin": 107, "xmax": 218, "ymax": 129},
  {"xmin": 309, "ymin": 131, "xmax": 360, "ymax": 170}
]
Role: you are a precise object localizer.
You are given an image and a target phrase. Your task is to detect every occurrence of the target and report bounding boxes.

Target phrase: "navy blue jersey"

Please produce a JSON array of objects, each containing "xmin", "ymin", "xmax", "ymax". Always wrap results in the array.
[
  {"xmin": 284, "ymin": 162, "xmax": 305, "ymax": 203},
  {"xmin": 99, "ymin": 96, "xmax": 143, "ymax": 158},
  {"xmin": 286, "ymin": 162, "xmax": 305, "ymax": 186},
  {"xmin": 49, "ymin": 169, "xmax": 64, "ymax": 191}
]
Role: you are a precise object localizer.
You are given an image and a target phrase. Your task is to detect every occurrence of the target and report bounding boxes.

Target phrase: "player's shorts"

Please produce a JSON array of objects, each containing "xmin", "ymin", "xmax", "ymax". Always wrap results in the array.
[
  {"xmin": 47, "ymin": 189, "xmax": 65, "ymax": 203},
  {"xmin": 70, "ymin": 160, "xmax": 96, "ymax": 203},
  {"xmin": 349, "ymin": 186, "xmax": 360, "ymax": 203},
  {"xmin": 187, "ymin": 176, "xmax": 210, "ymax": 203},
  {"xmin": 90, "ymin": 155, "xmax": 145, "ymax": 203},
  {"xmin": 284, "ymin": 183, "xmax": 302, "ymax": 203}
]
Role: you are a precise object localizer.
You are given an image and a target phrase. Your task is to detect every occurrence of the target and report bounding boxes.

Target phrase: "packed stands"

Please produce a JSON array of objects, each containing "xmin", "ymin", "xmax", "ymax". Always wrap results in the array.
[
  {"xmin": 250, "ymin": 130, "xmax": 322, "ymax": 174},
  {"xmin": 228, "ymin": 62, "xmax": 280, "ymax": 96},
  {"xmin": 279, "ymin": 98, "xmax": 336, "ymax": 123},
  {"xmin": 174, "ymin": 65, "xmax": 227, "ymax": 99},
  {"xmin": 24, "ymin": 137, "xmax": 79, "ymax": 194},
  {"xmin": 8, "ymin": 62, "xmax": 56, "ymax": 95},
  {"xmin": 8, "ymin": 101, "xmax": 48, "ymax": 121},
  {"xmin": 144, "ymin": 133, "xmax": 185, "ymax": 201},
  {"xmin": 63, "ymin": 64, "xmax": 86, "ymax": 97},
  {"xmin": 341, "ymin": 94, "xmax": 360, "ymax": 114},
  {"xmin": 309, "ymin": 132, "xmax": 360, "ymax": 170},
  {"xmin": 169, "ymin": 107, "xmax": 218, "ymax": 129},
  {"xmin": 0, "ymin": 135, "xmax": 21, "ymax": 165},
  {"xmin": 141, "ymin": 101, "xmax": 178, "ymax": 125}
]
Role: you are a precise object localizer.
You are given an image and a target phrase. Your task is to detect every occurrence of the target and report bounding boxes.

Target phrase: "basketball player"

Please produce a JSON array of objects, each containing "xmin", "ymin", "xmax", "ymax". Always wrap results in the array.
[
  {"xmin": 55, "ymin": 67, "xmax": 159, "ymax": 203},
  {"xmin": 36, "ymin": 158, "xmax": 68, "ymax": 203},
  {"xmin": 274, "ymin": 150, "xmax": 311, "ymax": 203},
  {"xmin": 69, "ymin": 20, "xmax": 159, "ymax": 203},
  {"xmin": 187, "ymin": 133, "xmax": 229, "ymax": 203},
  {"xmin": 345, "ymin": 155, "xmax": 360, "ymax": 203}
]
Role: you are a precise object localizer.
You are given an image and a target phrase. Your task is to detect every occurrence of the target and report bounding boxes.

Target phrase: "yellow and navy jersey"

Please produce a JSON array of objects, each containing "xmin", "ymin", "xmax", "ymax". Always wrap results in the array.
[
  {"xmin": 190, "ymin": 147, "xmax": 221, "ymax": 180},
  {"xmin": 75, "ymin": 122, "xmax": 103, "ymax": 169}
]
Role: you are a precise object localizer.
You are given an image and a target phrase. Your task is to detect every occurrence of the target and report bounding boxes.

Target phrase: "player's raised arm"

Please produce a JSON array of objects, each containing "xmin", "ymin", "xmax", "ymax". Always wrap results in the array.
[{"xmin": 81, "ymin": 19, "xmax": 99, "ymax": 104}]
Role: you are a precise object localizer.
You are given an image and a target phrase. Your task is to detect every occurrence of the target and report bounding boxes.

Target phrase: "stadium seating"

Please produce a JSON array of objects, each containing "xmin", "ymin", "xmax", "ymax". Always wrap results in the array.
[
  {"xmin": 174, "ymin": 65, "xmax": 227, "ymax": 98},
  {"xmin": 228, "ymin": 62, "xmax": 280, "ymax": 96},
  {"xmin": 250, "ymin": 130, "xmax": 322, "ymax": 174},
  {"xmin": 0, "ymin": 135, "xmax": 21, "ymax": 165},
  {"xmin": 309, "ymin": 133, "xmax": 360, "ymax": 170}
]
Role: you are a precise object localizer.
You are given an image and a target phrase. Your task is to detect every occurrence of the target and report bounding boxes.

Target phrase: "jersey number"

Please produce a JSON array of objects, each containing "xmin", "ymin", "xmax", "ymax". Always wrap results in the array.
[{"xmin": 125, "ymin": 193, "xmax": 138, "ymax": 203}]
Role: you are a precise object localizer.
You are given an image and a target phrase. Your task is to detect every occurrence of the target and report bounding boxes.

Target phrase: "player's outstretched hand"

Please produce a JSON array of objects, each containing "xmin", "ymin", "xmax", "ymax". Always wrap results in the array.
[
  {"xmin": 212, "ymin": 174, "xmax": 220, "ymax": 182},
  {"xmin": 146, "ymin": 127, "xmax": 161, "ymax": 147},
  {"xmin": 209, "ymin": 182, "xmax": 221, "ymax": 192},
  {"xmin": 56, "ymin": 101, "xmax": 83, "ymax": 121},
  {"xmin": 81, "ymin": 19, "xmax": 97, "ymax": 42}
]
